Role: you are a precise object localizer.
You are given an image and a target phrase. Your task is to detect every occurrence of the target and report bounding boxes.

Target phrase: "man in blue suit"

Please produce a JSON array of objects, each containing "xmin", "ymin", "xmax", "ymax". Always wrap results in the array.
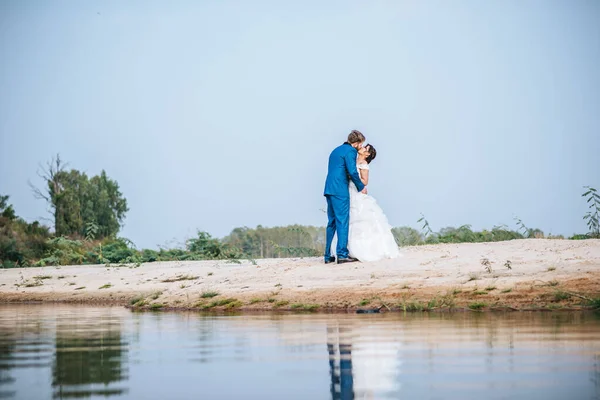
[{"xmin": 323, "ymin": 130, "xmax": 367, "ymax": 264}]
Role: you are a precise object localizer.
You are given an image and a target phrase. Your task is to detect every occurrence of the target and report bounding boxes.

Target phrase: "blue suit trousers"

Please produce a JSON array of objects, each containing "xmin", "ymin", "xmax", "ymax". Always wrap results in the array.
[{"xmin": 325, "ymin": 195, "xmax": 350, "ymax": 260}]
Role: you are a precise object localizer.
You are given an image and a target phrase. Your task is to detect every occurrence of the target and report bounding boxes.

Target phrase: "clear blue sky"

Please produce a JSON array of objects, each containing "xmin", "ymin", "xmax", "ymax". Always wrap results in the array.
[{"xmin": 1, "ymin": 0, "xmax": 599, "ymax": 249}]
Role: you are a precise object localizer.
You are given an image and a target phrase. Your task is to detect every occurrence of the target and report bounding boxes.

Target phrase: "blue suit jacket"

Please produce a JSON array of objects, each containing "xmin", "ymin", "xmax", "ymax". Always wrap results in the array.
[{"xmin": 324, "ymin": 143, "xmax": 365, "ymax": 197}]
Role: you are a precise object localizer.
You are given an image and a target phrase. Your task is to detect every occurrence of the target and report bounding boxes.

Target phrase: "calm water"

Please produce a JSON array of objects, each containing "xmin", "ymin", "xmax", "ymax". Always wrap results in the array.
[{"xmin": 0, "ymin": 305, "xmax": 598, "ymax": 400}]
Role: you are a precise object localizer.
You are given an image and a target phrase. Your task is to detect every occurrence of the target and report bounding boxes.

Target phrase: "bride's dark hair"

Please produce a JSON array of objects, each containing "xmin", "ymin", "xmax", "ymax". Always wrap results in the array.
[{"xmin": 365, "ymin": 144, "xmax": 377, "ymax": 164}]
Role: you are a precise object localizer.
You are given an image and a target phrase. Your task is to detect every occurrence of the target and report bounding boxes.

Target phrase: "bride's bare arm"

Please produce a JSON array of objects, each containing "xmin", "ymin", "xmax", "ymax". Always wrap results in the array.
[{"xmin": 360, "ymin": 168, "xmax": 369, "ymax": 186}]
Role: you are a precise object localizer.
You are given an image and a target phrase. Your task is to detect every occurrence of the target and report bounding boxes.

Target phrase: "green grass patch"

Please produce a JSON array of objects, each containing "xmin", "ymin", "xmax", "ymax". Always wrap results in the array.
[
  {"xmin": 202, "ymin": 298, "xmax": 239, "ymax": 309},
  {"xmin": 150, "ymin": 303, "xmax": 163, "ymax": 310},
  {"xmin": 274, "ymin": 300, "xmax": 290, "ymax": 308},
  {"xmin": 485, "ymin": 286, "xmax": 497, "ymax": 291},
  {"xmin": 473, "ymin": 291, "xmax": 488, "ymax": 296},
  {"xmin": 290, "ymin": 303, "xmax": 319, "ymax": 311},
  {"xmin": 74, "ymin": 286, "xmax": 86, "ymax": 290},
  {"xmin": 553, "ymin": 291, "xmax": 571, "ymax": 301},
  {"xmin": 249, "ymin": 298, "xmax": 263, "ymax": 304},
  {"xmin": 200, "ymin": 291, "xmax": 219, "ymax": 299},
  {"xmin": 468, "ymin": 302, "xmax": 486, "ymax": 310},
  {"xmin": 224, "ymin": 300, "xmax": 242, "ymax": 309},
  {"xmin": 33, "ymin": 275, "xmax": 52, "ymax": 280},
  {"xmin": 130, "ymin": 294, "xmax": 145, "ymax": 305},
  {"xmin": 359, "ymin": 299, "xmax": 371, "ymax": 306},
  {"xmin": 99, "ymin": 284, "xmax": 112, "ymax": 289},
  {"xmin": 400, "ymin": 301, "xmax": 425, "ymax": 312},
  {"xmin": 500, "ymin": 288, "xmax": 513, "ymax": 293}
]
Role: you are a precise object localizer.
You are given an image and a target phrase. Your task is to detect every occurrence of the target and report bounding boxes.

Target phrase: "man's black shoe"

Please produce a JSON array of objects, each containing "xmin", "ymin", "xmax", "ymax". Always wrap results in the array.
[
  {"xmin": 324, "ymin": 257, "xmax": 336, "ymax": 264},
  {"xmin": 337, "ymin": 256, "xmax": 359, "ymax": 264}
]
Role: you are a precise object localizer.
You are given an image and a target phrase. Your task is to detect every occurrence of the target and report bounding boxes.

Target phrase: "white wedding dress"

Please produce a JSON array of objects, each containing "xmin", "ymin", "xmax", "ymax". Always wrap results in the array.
[{"xmin": 332, "ymin": 163, "xmax": 401, "ymax": 262}]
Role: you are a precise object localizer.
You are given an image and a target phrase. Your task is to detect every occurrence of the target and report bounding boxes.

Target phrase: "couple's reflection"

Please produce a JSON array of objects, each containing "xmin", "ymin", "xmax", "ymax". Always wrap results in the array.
[
  {"xmin": 327, "ymin": 323, "xmax": 354, "ymax": 400},
  {"xmin": 327, "ymin": 320, "xmax": 402, "ymax": 400}
]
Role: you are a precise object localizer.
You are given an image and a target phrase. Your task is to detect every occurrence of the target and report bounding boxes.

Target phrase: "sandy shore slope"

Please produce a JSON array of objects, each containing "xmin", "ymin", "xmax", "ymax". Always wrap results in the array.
[{"xmin": 1, "ymin": 239, "xmax": 599, "ymax": 311}]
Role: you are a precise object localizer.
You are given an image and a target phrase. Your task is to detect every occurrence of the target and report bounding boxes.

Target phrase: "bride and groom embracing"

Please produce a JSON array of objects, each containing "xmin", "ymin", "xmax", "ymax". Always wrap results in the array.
[{"xmin": 323, "ymin": 130, "xmax": 400, "ymax": 264}]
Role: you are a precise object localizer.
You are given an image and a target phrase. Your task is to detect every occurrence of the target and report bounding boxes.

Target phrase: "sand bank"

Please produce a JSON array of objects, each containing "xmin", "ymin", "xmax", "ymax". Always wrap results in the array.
[{"xmin": 1, "ymin": 239, "xmax": 599, "ymax": 311}]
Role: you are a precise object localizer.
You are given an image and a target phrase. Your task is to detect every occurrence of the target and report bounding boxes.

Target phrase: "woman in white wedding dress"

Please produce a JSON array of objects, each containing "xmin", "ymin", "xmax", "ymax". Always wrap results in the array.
[{"xmin": 332, "ymin": 144, "xmax": 401, "ymax": 262}]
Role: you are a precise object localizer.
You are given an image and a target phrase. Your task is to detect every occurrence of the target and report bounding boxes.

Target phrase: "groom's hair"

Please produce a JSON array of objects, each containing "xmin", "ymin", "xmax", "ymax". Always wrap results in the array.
[{"xmin": 347, "ymin": 130, "xmax": 365, "ymax": 144}]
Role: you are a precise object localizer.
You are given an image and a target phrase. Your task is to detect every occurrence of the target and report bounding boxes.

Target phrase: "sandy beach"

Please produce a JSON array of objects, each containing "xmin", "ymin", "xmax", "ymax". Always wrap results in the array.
[{"xmin": 1, "ymin": 239, "xmax": 599, "ymax": 311}]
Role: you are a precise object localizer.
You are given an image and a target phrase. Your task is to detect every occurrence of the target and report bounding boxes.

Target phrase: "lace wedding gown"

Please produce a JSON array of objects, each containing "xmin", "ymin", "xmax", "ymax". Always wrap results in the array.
[{"xmin": 332, "ymin": 163, "xmax": 401, "ymax": 262}]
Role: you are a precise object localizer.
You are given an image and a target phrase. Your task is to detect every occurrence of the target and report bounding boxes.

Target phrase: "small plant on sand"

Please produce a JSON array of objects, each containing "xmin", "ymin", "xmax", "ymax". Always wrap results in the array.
[
  {"xmin": 467, "ymin": 272, "xmax": 480, "ymax": 282},
  {"xmin": 274, "ymin": 283, "xmax": 282, "ymax": 288},
  {"xmin": 22, "ymin": 279, "xmax": 44, "ymax": 288},
  {"xmin": 468, "ymin": 302, "xmax": 486, "ymax": 310},
  {"xmin": 548, "ymin": 280, "xmax": 559, "ymax": 287},
  {"xmin": 501, "ymin": 288, "xmax": 513, "ymax": 293},
  {"xmin": 249, "ymin": 298, "xmax": 263, "ymax": 304},
  {"xmin": 485, "ymin": 285, "xmax": 497, "ymax": 291},
  {"xmin": 99, "ymin": 284, "xmax": 112, "ymax": 289},
  {"xmin": 267, "ymin": 298, "xmax": 276, "ymax": 303},
  {"xmin": 547, "ymin": 266, "xmax": 556, "ymax": 272},
  {"xmin": 201, "ymin": 290, "xmax": 219, "ymax": 298},
  {"xmin": 274, "ymin": 300, "xmax": 289, "ymax": 308},
  {"xmin": 161, "ymin": 274, "xmax": 198, "ymax": 283},
  {"xmin": 417, "ymin": 213, "xmax": 434, "ymax": 238},
  {"xmin": 150, "ymin": 291, "xmax": 162, "ymax": 300},
  {"xmin": 514, "ymin": 216, "xmax": 530, "ymax": 237},
  {"xmin": 451, "ymin": 288, "xmax": 462, "ymax": 295},
  {"xmin": 207, "ymin": 272, "xmax": 213, "ymax": 276},
  {"xmin": 150, "ymin": 303, "xmax": 163, "ymax": 310},
  {"xmin": 504, "ymin": 260, "xmax": 512, "ymax": 270},
  {"xmin": 33, "ymin": 275, "xmax": 52, "ymax": 280},
  {"xmin": 481, "ymin": 258, "xmax": 492, "ymax": 274},
  {"xmin": 473, "ymin": 290, "xmax": 488, "ymax": 296},
  {"xmin": 74, "ymin": 286, "xmax": 86, "ymax": 290},
  {"xmin": 582, "ymin": 186, "xmax": 600, "ymax": 238},
  {"xmin": 359, "ymin": 299, "xmax": 371, "ymax": 306}
]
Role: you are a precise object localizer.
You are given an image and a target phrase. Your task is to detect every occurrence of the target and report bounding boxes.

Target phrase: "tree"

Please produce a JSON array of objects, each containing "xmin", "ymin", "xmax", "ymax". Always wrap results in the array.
[
  {"xmin": 30, "ymin": 155, "xmax": 128, "ymax": 238},
  {"xmin": 0, "ymin": 195, "xmax": 51, "ymax": 267},
  {"xmin": 0, "ymin": 195, "xmax": 16, "ymax": 220}
]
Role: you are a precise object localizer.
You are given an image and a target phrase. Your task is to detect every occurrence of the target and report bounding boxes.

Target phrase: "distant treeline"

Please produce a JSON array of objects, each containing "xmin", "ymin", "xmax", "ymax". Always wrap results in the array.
[{"xmin": 1, "ymin": 155, "xmax": 598, "ymax": 268}]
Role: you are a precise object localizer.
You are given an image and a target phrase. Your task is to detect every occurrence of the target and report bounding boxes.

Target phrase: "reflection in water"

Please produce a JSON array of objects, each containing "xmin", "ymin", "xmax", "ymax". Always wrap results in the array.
[
  {"xmin": 0, "ymin": 306, "xmax": 598, "ymax": 399},
  {"xmin": 52, "ymin": 324, "xmax": 128, "ymax": 398},
  {"xmin": 327, "ymin": 324, "xmax": 354, "ymax": 400}
]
